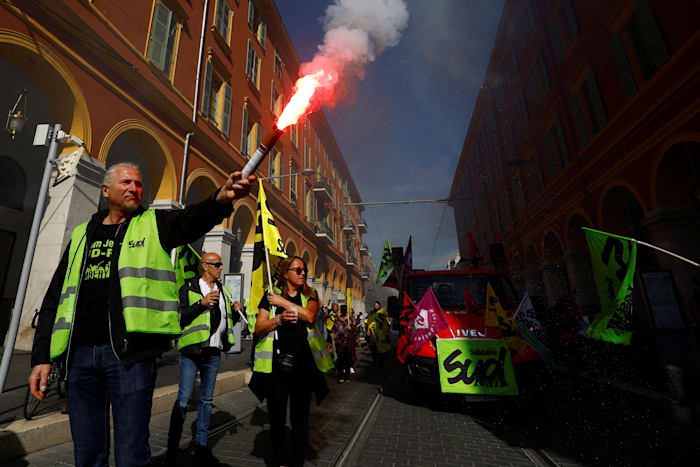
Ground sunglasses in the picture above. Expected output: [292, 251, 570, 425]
[203, 262, 223, 268]
[288, 267, 308, 275]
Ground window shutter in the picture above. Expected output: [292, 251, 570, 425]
[569, 93, 588, 148]
[148, 2, 172, 71]
[585, 70, 608, 130]
[246, 41, 252, 79]
[248, 0, 255, 29]
[609, 33, 637, 99]
[554, 117, 570, 162]
[634, 0, 668, 68]
[538, 49, 550, 87]
[201, 60, 212, 118]
[255, 122, 261, 149]
[221, 83, 232, 138]
[543, 132, 558, 178]
[548, 23, 564, 63]
[562, 0, 579, 38]
[215, 0, 225, 34]
[260, 18, 267, 48]
[240, 106, 248, 156]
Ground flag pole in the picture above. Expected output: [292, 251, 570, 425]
[634, 240, 700, 267]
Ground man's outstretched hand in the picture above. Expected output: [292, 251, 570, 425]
[217, 171, 257, 205]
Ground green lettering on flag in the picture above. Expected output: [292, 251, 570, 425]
[376, 239, 393, 283]
[583, 227, 637, 345]
[436, 338, 518, 395]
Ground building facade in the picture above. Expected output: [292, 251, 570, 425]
[451, 0, 699, 388]
[0, 0, 367, 350]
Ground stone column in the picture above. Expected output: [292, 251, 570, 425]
[563, 251, 599, 309]
[201, 226, 235, 274]
[149, 199, 182, 210]
[17, 154, 105, 350]
[238, 244, 254, 307]
[541, 261, 570, 306]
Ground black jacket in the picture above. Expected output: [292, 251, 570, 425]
[31, 190, 234, 369]
[178, 276, 239, 355]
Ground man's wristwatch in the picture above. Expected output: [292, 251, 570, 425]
[275, 316, 281, 326]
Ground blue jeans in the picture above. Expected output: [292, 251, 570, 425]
[167, 349, 221, 447]
[67, 345, 156, 467]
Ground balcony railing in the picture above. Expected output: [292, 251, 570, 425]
[346, 252, 358, 266]
[312, 176, 332, 203]
[357, 218, 368, 234]
[342, 222, 355, 234]
[359, 243, 369, 255]
[314, 220, 334, 245]
[361, 269, 371, 280]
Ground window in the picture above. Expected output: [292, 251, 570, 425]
[569, 70, 608, 148]
[246, 40, 261, 88]
[147, 1, 180, 77]
[240, 104, 260, 157]
[247, 0, 267, 48]
[290, 124, 297, 147]
[201, 60, 233, 136]
[274, 49, 283, 79]
[529, 49, 550, 104]
[290, 162, 297, 203]
[558, 0, 579, 46]
[304, 144, 311, 169]
[270, 81, 282, 117]
[305, 184, 315, 222]
[268, 151, 282, 189]
[214, 0, 233, 42]
[543, 116, 570, 177]
[315, 134, 320, 152]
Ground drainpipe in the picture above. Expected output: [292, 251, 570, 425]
[179, 0, 209, 206]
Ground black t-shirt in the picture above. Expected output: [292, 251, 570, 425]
[258, 293, 317, 357]
[72, 223, 122, 346]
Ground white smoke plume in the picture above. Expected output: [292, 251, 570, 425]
[299, 0, 409, 109]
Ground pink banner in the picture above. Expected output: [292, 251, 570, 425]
[409, 288, 449, 355]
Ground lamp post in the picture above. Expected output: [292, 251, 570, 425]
[5, 89, 28, 139]
[0, 123, 84, 393]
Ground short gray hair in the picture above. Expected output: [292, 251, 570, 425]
[103, 162, 140, 187]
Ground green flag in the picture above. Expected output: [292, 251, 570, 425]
[583, 227, 637, 345]
[436, 338, 518, 395]
[376, 239, 393, 283]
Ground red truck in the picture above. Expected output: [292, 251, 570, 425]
[392, 269, 547, 400]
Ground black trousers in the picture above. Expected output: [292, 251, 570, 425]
[266, 364, 313, 467]
[335, 347, 352, 381]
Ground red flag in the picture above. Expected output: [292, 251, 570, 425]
[468, 232, 482, 260]
[408, 289, 450, 355]
[396, 292, 416, 363]
[381, 268, 399, 290]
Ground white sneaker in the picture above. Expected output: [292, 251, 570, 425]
[350, 367, 356, 374]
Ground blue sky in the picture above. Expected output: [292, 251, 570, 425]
[275, 0, 505, 270]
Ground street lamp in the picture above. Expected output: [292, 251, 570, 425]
[505, 157, 585, 166]
[258, 167, 315, 181]
[5, 89, 28, 139]
[0, 123, 84, 393]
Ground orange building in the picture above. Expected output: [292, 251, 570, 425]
[450, 0, 699, 388]
[0, 0, 367, 350]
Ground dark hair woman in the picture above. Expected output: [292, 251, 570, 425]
[248, 256, 334, 466]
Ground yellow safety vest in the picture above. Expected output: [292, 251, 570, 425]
[178, 284, 236, 350]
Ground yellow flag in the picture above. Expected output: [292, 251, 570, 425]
[247, 183, 286, 332]
[259, 180, 286, 258]
[346, 289, 352, 318]
[485, 282, 527, 355]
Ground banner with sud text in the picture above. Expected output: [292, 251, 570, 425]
[583, 227, 636, 345]
[436, 338, 518, 395]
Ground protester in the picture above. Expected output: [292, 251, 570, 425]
[333, 306, 353, 383]
[28, 162, 255, 466]
[166, 252, 237, 466]
[249, 256, 333, 467]
[366, 301, 382, 364]
[367, 303, 392, 373]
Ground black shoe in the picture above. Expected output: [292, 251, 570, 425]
[194, 444, 220, 467]
[164, 449, 177, 467]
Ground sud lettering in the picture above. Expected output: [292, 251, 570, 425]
[442, 347, 508, 388]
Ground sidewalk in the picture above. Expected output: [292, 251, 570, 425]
[0, 340, 255, 461]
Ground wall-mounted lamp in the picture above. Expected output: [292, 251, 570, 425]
[5, 89, 28, 139]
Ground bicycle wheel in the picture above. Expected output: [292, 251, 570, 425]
[23, 387, 42, 420]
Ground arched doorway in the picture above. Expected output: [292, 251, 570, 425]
[230, 202, 255, 273]
[285, 240, 297, 258]
[184, 173, 218, 255]
[542, 231, 570, 305]
[565, 213, 598, 309]
[102, 122, 176, 208]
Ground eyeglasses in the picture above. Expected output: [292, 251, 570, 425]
[288, 267, 307, 275]
[203, 262, 223, 268]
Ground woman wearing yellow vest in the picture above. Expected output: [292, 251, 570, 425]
[249, 256, 333, 467]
